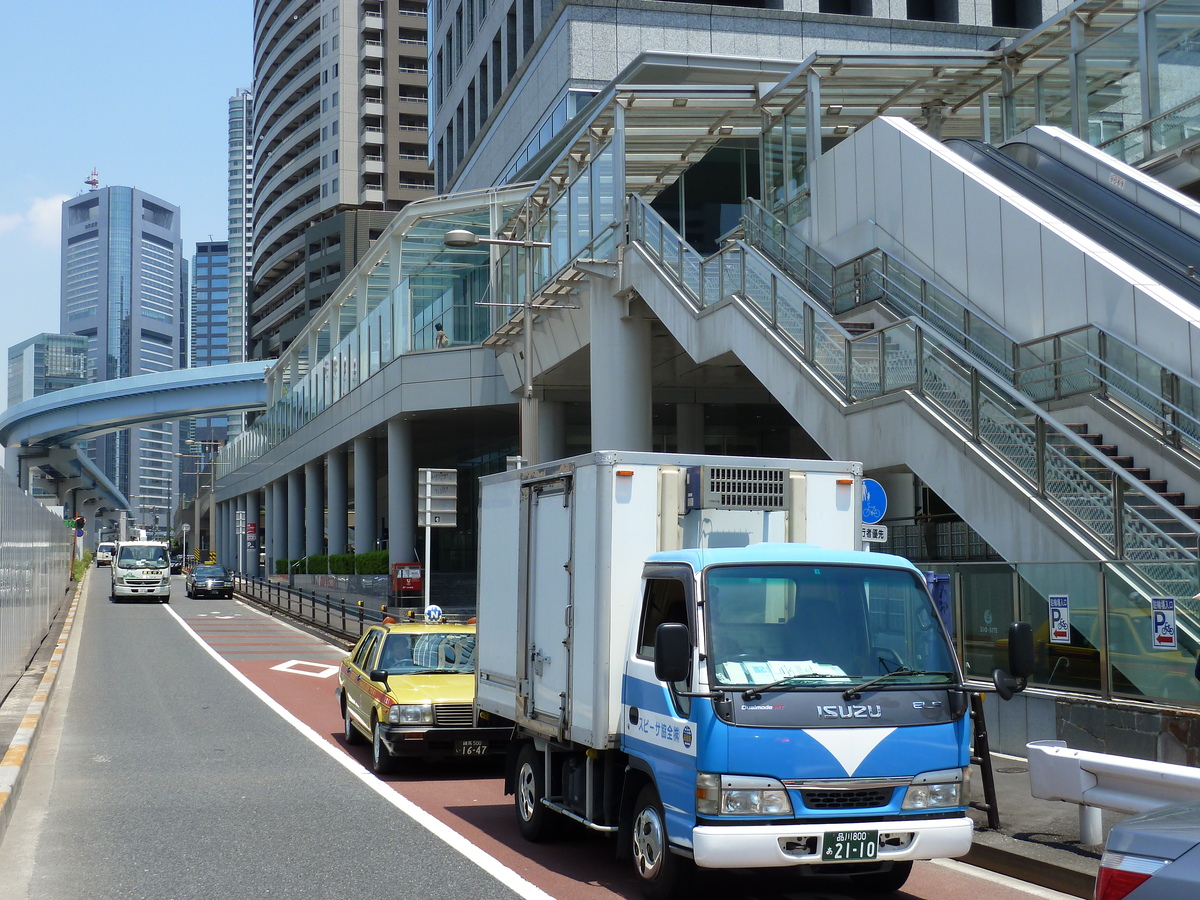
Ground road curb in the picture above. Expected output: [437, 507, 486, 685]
[964, 842, 1094, 898]
[0, 574, 84, 844]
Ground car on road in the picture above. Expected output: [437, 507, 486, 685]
[337, 617, 511, 773]
[185, 564, 234, 599]
[1095, 800, 1200, 899]
[170, 555, 184, 574]
[95, 542, 115, 567]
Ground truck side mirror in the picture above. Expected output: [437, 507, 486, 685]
[992, 621, 1034, 700]
[654, 623, 691, 684]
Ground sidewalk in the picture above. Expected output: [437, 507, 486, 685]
[965, 753, 1110, 898]
[0, 580, 1107, 897]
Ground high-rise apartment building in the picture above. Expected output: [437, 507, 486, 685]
[228, 89, 254, 370]
[6, 333, 88, 408]
[60, 185, 182, 523]
[248, 0, 433, 360]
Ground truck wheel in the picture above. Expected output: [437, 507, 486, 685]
[372, 718, 395, 775]
[849, 861, 912, 893]
[343, 700, 365, 745]
[515, 743, 552, 841]
[631, 784, 690, 900]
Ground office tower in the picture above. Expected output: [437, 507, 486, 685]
[60, 185, 182, 527]
[182, 239, 232, 499]
[228, 88, 253, 370]
[7, 333, 88, 408]
[248, 0, 433, 360]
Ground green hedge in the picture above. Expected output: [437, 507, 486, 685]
[274, 549, 391, 576]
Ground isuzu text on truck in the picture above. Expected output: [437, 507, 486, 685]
[475, 452, 1030, 897]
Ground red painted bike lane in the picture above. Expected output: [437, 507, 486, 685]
[176, 599, 1071, 900]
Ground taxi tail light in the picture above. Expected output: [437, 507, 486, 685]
[1094, 852, 1165, 900]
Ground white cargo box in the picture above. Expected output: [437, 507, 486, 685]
[475, 451, 862, 750]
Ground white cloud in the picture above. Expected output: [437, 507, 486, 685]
[0, 195, 69, 245]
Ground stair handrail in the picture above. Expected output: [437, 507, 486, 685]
[628, 194, 1200, 598]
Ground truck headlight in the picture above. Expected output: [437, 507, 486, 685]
[387, 704, 433, 725]
[902, 767, 967, 810]
[696, 773, 793, 816]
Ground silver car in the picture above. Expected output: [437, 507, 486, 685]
[1096, 801, 1200, 899]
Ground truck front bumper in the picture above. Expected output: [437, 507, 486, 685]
[692, 814, 972, 869]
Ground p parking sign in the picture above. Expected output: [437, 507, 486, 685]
[1048, 595, 1071, 644]
[1152, 598, 1178, 650]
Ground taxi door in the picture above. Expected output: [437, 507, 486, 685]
[344, 628, 384, 733]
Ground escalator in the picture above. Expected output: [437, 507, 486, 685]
[945, 138, 1200, 305]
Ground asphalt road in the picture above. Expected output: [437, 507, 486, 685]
[0, 572, 1079, 900]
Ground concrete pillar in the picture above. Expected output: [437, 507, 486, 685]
[676, 403, 705, 453]
[305, 459, 324, 558]
[387, 418, 416, 567]
[246, 489, 261, 578]
[537, 400, 567, 463]
[235, 494, 247, 572]
[287, 468, 305, 563]
[327, 445, 348, 557]
[590, 291, 652, 451]
[264, 484, 275, 576]
[217, 501, 229, 567]
[270, 478, 287, 574]
[354, 435, 378, 554]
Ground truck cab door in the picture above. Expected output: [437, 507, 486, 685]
[518, 477, 574, 737]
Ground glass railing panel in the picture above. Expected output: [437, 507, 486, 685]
[881, 322, 918, 394]
[1151, 96, 1200, 156]
[811, 316, 848, 392]
[920, 343, 974, 432]
[773, 281, 807, 353]
[850, 332, 882, 400]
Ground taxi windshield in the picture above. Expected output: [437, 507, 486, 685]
[116, 546, 169, 568]
[377, 632, 476, 675]
[704, 563, 956, 690]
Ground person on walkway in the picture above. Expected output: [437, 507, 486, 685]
[435, 323, 450, 348]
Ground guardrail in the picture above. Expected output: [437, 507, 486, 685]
[1027, 739, 1200, 842]
[233, 575, 392, 639]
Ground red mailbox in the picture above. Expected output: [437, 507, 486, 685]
[392, 562, 423, 594]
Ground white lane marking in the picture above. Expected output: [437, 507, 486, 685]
[930, 858, 1082, 899]
[163, 605, 553, 900]
[269, 660, 339, 679]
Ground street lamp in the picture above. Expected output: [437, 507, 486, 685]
[444, 227, 551, 464]
[176, 440, 224, 565]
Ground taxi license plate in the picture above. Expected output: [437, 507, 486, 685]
[822, 830, 878, 861]
[454, 740, 488, 756]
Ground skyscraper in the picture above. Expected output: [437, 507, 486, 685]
[227, 88, 253, 370]
[6, 333, 88, 408]
[60, 185, 182, 525]
[248, 0, 433, 359]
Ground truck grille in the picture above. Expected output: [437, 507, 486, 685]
[433, 704, 474, 727]
[801, 788, 892, 810]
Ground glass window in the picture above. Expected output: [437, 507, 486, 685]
[353, 629, 383, 670]
[637, 578, 689, 659]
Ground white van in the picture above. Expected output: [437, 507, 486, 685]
[95, 542, 116, 566]
[110, 541, 171, 602]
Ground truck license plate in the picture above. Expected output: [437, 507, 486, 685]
[822, 830, 878, 861]
[454, 740, 488, 756]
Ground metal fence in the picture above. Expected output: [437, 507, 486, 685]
[0, 472, 74, 700]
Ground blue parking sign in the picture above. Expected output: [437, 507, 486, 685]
[1049, 595, 1070, 644]
[1152, 598, 1177, 650]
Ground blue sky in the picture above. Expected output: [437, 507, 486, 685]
[0, 2, 252, 356]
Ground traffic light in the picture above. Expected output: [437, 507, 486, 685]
[74, 515, 86, 530]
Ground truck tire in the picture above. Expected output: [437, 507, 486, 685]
[849, 861, 912, 893]
[372, 718, 396, 775]
[631, 784, 691, 900]
[515, 743, 552, 842]
[343, 700, 365, 745]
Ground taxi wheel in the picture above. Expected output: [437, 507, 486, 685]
[342, 700, 365, 745]
[515, 743, 552, 842]
[371, 718, 396, 774]
[631, 784, 691, 900]
[849, 861, 912, 893]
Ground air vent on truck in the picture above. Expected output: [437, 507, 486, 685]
[686, 466, 789, 510]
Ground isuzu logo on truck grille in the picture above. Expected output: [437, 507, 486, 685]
[817, 704, 882, 719]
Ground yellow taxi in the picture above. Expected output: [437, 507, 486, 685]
[337, 614, 511, 773]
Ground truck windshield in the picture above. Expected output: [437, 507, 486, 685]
[116, 547, 169, 569]
[377, 632, 477, 674]
[704, 563, 956, 689]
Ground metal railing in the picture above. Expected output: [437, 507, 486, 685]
[234, 574, 390, 639]
[628, 194, 1200, 602]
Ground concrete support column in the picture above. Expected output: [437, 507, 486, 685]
[327, 445, 348, 557]
[537, 400, 567, 463]
[217, 501, 229, 567]
[387, 418, 416, 567]
[676, 403, 705, 453]
[246, 489, 261, 578]
[590, 292, 653, 451]
[305, 459, 324, 558]
[354, 435, 378, 554]
[287, 468, 305, 563]
[269, 478, 286, 573]
[235, 494, 247, 572]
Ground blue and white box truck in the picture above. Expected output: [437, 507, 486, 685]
[475, 451, 1028, 897]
